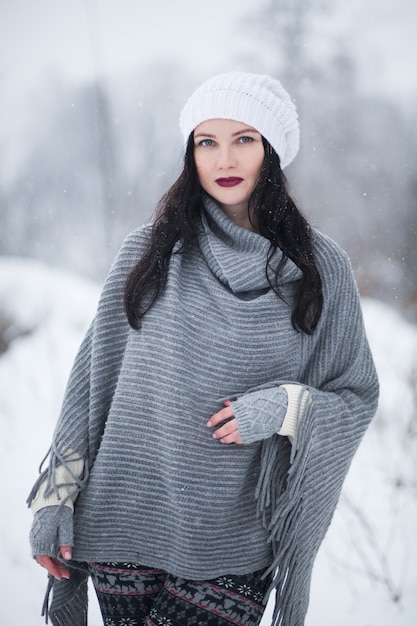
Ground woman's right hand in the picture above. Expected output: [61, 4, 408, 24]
[35, 545, 73, 580]
[30, 506, 74, 579]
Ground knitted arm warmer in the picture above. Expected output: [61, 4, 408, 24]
[279, 384, 312, 443]
[30, 454, 84, 514]
[232, 384, 310, 444]
[30, 506, 74, 557]
[29, 454, 82, 559]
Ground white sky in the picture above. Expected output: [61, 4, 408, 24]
[1, 0, 416, 100]
[0, 0, 255, 90]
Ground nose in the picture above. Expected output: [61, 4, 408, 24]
[216, 145, 237, 169]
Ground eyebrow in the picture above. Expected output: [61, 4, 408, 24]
[194, 127, 258, 139]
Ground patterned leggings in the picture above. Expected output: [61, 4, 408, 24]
[89, 562, 272, 626]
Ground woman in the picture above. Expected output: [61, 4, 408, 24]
[28, 72, 379, 626]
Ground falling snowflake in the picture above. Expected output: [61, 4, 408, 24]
[237, 583, 252, 596]
[216, 576, 235, 588]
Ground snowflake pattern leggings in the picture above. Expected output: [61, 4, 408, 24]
[89, 562, 272, 626]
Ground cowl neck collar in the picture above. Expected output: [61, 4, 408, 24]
[198, 194, 302, 294]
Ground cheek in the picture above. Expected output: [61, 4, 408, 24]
[195, 162, 210, 188]
[254, 150, 265, 175]
[250, 157, 264, 183]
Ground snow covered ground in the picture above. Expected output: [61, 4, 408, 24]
[0, 257, 416, 625]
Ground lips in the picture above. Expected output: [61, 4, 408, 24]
[215, 177, 243, 188]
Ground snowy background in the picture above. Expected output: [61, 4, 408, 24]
[1, 0, 416, 624]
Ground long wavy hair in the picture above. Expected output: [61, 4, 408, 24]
[124, 134, 323, 334]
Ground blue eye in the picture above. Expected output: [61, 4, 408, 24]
[200, 139, 214, 147]
[238, 136, 253, 143]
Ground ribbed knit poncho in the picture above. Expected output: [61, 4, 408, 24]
[29, 195, 378, 625]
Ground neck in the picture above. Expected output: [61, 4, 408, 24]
[219, 203, 258, 232]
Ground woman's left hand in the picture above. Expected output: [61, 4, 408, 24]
[206, 400, 244, 444]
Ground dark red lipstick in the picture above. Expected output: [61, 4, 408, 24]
[216, 177, 243, 187]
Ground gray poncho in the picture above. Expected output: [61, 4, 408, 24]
[28, 196, 378, 625]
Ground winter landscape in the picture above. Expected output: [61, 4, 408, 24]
[1, 0, 416, 624]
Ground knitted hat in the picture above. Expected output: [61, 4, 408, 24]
[179, 72, 300, 169]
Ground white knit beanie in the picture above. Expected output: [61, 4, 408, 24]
[179, 72, 300, 169]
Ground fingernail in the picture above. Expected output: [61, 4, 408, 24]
[62, 573, 71, 580]
[212, 432, 217, 439]
[63, 551, 71, 560]
[206, 421, 212, 427]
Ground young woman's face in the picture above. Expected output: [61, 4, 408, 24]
[193, 118, 265, 228]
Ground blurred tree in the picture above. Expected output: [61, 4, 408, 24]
[0, 63, 191, 280]
[249, 0, 311, 89]
[400, 168, 417, 318]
